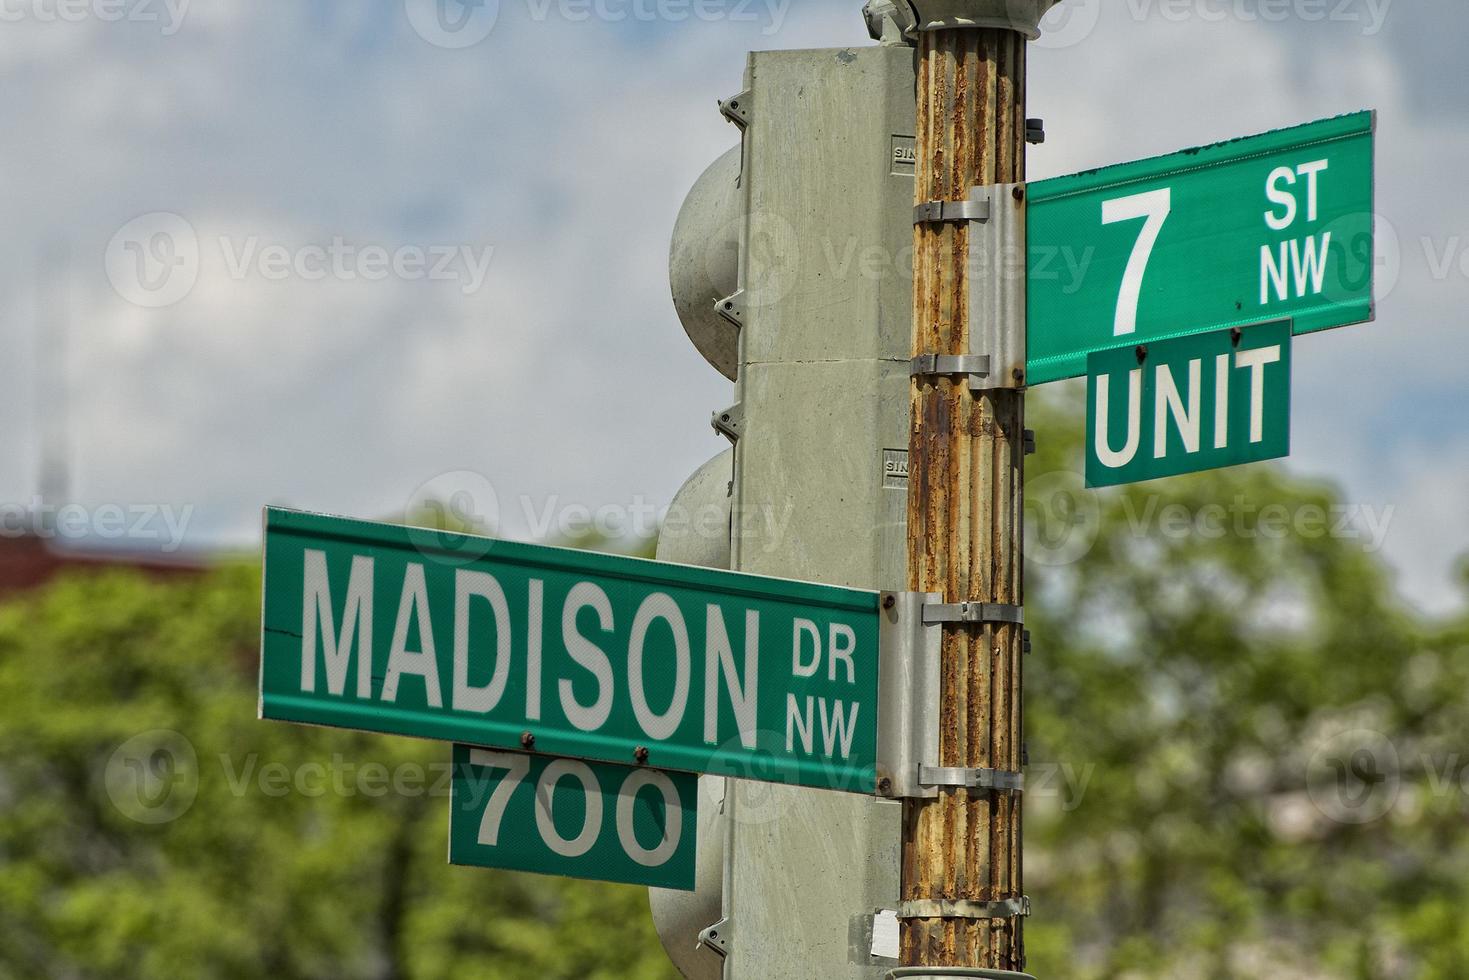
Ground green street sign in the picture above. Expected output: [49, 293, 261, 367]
[1086, 320, 1292, 488]
[259, 507, 880, 793]
[1029, 111, 1374, 386]
[448, 745, 697, 890]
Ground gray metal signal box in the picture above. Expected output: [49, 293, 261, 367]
[665, 41, 919, 979]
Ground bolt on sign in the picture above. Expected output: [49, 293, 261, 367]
[259, 508, 881, 793]
[1028, 111, 1375, 386]
[1086, 320, 1292, 488]
[448, 745, 697, 890]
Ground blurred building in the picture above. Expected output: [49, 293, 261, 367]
[0, 531, 211, 595]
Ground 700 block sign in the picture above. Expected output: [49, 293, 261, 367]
[449, 745, 697, 890]
[259, 508, 881, 792]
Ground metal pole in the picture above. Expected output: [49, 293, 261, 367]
[902, 14, 1029, 972]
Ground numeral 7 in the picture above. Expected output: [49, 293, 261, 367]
[469, 748, 530, 847]
[1102, 187, 1172, 336]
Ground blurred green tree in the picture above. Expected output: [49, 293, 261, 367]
[0, 552, 669, 980]
[1023, 386, 1465, 980]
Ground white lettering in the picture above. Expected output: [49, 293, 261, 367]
[786, 693, 813, 754]
[1234, 345, 1283, 443]
[300, 550, 374, 698]
[827, 623, 856, 684]
[792, 619, 820, 678]
[382, 563, 442, 707]
[1154, 360, 1202, 458]
[452, 569, 511, 714]
[1264, 165, 1297, 231]
[559, 583, 615, 732]
[1094, 368, 1144, 469]
[705, 606, 759, 749]
[627, 593, 691, 741]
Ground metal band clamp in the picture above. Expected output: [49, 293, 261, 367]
[911, 353, 991, 392]
[919, 766, 1024, 794]
[896, 897, 1031, 921]
[914, 199, 990, 225]
[922, 601, 1023, 626]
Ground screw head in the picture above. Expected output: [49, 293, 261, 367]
[634, 745, 650, 764]
[882, 594, 896, 610]
[1012, 186, 1025, 202]
[877, 776, 893, 796]
[520, 731, 535, 750]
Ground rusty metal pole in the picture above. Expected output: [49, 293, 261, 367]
[901, 3, 1037, 971]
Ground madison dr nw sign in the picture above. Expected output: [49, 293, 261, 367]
[1027, 111, 1375, 486]
[260, 507, 881, 888]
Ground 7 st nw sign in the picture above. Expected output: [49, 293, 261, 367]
[259, 508, 880, 792]
[1028, 111, 1375, 385]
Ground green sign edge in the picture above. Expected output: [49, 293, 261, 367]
[1028, 110, 1374, 205]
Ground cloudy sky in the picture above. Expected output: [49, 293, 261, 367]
[1, 0, 1463, 613]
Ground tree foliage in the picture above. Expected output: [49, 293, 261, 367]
[1024, 388, 1469, 979]
[0, 564, 674, 980]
